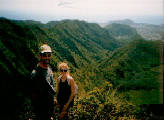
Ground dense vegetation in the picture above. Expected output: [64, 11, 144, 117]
[98, 39, 162, 104]
[0, 17, 163, 120]
[0, 18, 41, 119]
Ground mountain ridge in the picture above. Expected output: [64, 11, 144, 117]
[105, 19, 164, 40]
[0, 17, 162, 119]
[104, 23, 142, 44]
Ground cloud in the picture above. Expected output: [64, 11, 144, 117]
[0, 0, 163, 23]
[57, 2, 75, 9]
[58, 2, 72, 6]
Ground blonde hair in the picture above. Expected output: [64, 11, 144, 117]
[58, 62, 70, 74]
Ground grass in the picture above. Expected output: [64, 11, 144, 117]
[120, 89, 160, 105]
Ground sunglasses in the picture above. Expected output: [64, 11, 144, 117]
[60, 69, 68, 72]
[40, 52, 51, 57]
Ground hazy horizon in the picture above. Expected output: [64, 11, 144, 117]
[0, 0, 163, 25]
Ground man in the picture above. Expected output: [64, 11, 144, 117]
[30, 44, 56, 120]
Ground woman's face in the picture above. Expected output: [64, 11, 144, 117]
[60, 66, 68, 76]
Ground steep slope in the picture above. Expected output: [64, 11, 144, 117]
[46, 20, 118, 50]
[23, 20, 121, 90]
[104, 23, 142, 44]
[46, 20, 118, 59]
[0, 17, 121, 96]
[0, 17, 120, 118]
[0, 17, 40, 119]
[98, 39, 162, 104]
[99, 40, 161, 90]
[14, 19, 119, 70]
[0, 17, 163, 119]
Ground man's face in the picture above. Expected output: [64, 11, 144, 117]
[39, 52, 51, 64]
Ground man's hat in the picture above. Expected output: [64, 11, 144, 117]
[40, 44, 52, 53]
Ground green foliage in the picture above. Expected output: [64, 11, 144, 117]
[0, 17, 162, 119]
[68, 82, 147, 120]
[121, 89, 160, 105]
[98, 39, 161, 104]
[0, 18, 40, 119]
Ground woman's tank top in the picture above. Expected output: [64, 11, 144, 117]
[57, 78, 71, 106]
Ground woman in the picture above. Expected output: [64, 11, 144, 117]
[56, 62, 75, 120]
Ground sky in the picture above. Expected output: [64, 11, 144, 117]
[0, 0, 163, 24]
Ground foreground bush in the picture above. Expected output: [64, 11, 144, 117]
[68, 82, 149, 120]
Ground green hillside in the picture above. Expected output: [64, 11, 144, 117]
[12, 19, 121, 92]
[0, 17, 40, 119]
[0, 17, 163, 119]
[104, 23, 142, 44]
[14, 19, 119, 67]
[98, 39, 162, 104]
[0, 17, 119, 119]
[108, 19, 164, 40]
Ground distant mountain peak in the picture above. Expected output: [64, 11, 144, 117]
[109, 19, 134, 25]
[107, 19, 163, 41]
